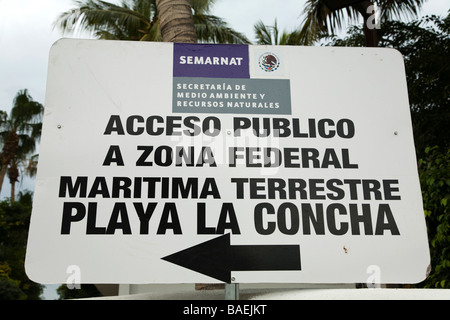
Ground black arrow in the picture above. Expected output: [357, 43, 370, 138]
[162, 234, 301, 283]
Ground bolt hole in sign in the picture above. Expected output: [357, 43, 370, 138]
[25, 39, 430, 285]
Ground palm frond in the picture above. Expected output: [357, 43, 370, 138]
[191, 0, 216, 13]
[379, 0, 425, 21]
[54, 0, 152, 40]
[299, 0, 425, 45]
[11, 90, 44, 132]
[0, 89, 43, 196]
[254, 20, 274, 45]
[194, 14, 250, 44]
[140, 18, 161, 41]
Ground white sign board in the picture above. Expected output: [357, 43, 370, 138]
[26, 39, 430, 284]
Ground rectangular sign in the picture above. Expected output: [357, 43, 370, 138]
[25, 39, 430, 285]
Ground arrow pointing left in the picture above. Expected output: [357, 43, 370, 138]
[162, 234, 301, 283]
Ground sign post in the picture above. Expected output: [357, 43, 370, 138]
[26, 39, 430, 285]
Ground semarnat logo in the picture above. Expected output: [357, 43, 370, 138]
[173, 43, 249, 79]
[259, 52, 280, 72]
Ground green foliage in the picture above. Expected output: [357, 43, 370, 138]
[254, 19, 303, 46]
[0, 192, 43, 299]
[57, 284, 102, 300]
[0, 89, 44, 201]
[299, 0, 426, 45]
[0, 262, 26, 300]
[418, 147, 450, 288]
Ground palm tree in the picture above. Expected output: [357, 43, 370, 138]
[254, 19, 303, 45]
[299, 0, 426, 46]
[0, 90, 43, 201]
[54, 0, 250, 44]
[156, 0, 196, 43]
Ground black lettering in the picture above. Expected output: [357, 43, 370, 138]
[104, 115, 125, 135]
[203, 117, 221, 137]
[288, 179, 308, 199]
[59, 176, 88, 198]
[106, 202, 131, 234]
[166, 116, 182, 136]
[88, 177, 110, 198]
[301, 203, 325, 235]
[233, 117, 251, 136]
[318, 119, 335, 138]
[268, 179, 287, 199]
[183, 116, 201, 136]
[383, 180, 401, 200]
[86, 203, 106, 234]
[103, 145, 124, 166]
[337, 119, 355, 138]
[326, 179, 345, 200]
[342, 149, 358, 169]
[326, 203, 348, 235]
[176, 147, 195, 167]
[216, 203, 240, 234]
[61, 202, 86, 234]
[154, 146, 173, 166]
[252, 118, 270, 137]
[375, 204, 400, 235]
[136, 146, 153, 166]
[134, 202, 157, 234]
[362, 180, 382, 200]
[157, 203, 182, 234]
[344, 179, 361, 200]
[197, 203, 216, 234]
[126, 115, 144, 135]
[277, 203, 299, 235]
[350, 204, 373, 235]
[200, 178, 221, 198]
[246, 147, 262, 168]
[229, 147, 244, 167]
[284, 148, 300, 168]
[264, 148, 282, 167]
[198, 147, 217, 167]
[321, 149, 341, 168]
[308, 119, 316, 138]
[292, 118, 308, 138]
[112, 177, 132, 198]
[133, 177, 142, 198]
[254, 203, 276, 235]
[146, 116, 164, 135]
[250, 178, 266, 199]
[309, 179, 326, 200]
[273, 118, 290, 137]
[231, 178, 248, 199]
[302, 148, 320, 168]
[172, 178, 198, 198]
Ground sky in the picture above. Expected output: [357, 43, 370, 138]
[0, 0, 448, 300]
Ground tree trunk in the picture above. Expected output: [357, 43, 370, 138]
[0, 165, 7, 195]
[156, 0, 197, 43]
[8, 163, 19, 203]
[0, 131, 19, 195]
[10, 180, 15, 203]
